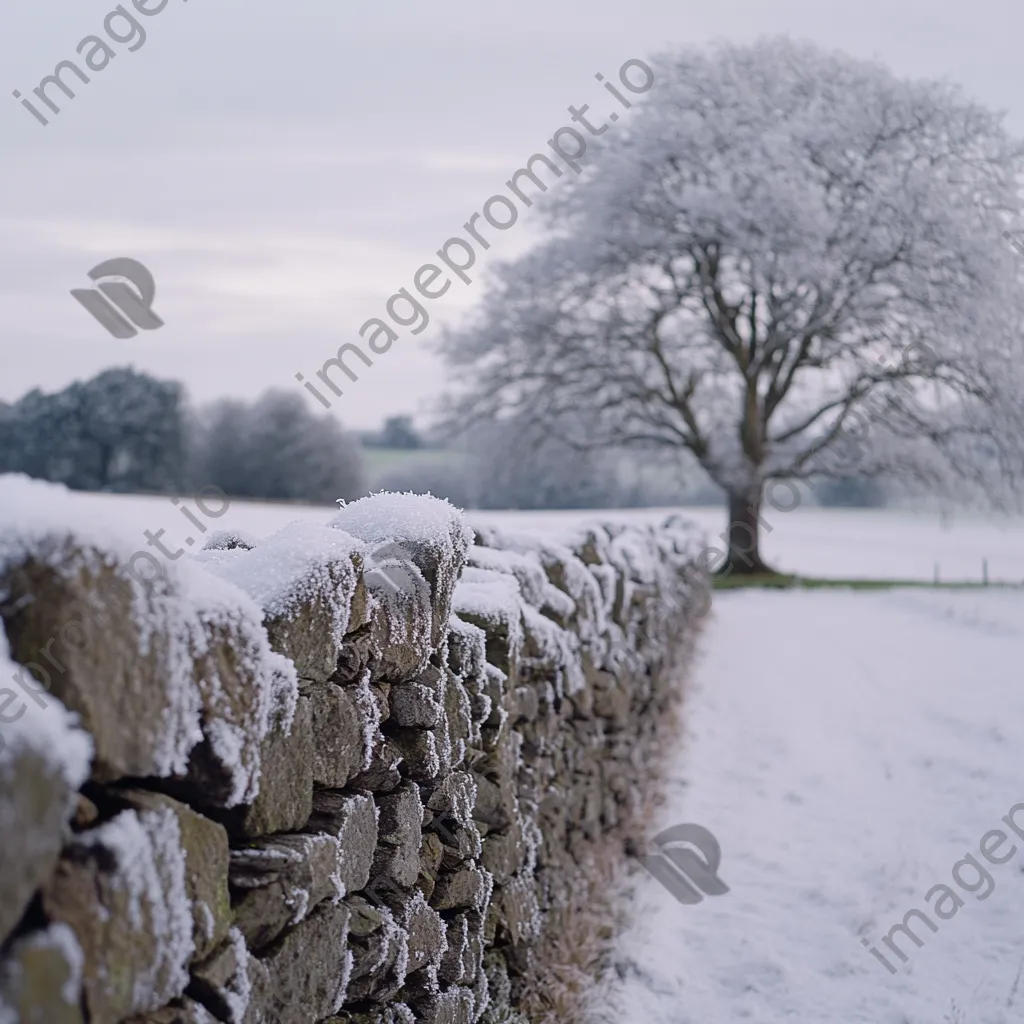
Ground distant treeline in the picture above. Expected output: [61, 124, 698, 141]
[0, 368, 887, 509]
[0, 368, 364, 502]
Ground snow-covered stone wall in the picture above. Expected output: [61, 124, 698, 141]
[0, 478, 707, 1024]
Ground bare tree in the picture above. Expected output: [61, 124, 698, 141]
[190, 390, 365, 503]
[443, 38, 1024, 572]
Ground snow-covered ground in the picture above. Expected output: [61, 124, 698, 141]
[24, 486, 1024, 583]
[473, 506, 1024, 584]
[605, 588, 1024, 1024]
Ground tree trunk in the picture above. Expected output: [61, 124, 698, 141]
[723, 490, 774, 575]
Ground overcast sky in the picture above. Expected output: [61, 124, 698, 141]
[1, 0, 1023, 430]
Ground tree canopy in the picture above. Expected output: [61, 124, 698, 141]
[443, 37, 1024, 569]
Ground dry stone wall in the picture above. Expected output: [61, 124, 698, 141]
[0, 479, 707, 1024]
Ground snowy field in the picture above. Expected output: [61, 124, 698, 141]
[28, 487, 1024, 583]
[604, 588, 1024, 1024]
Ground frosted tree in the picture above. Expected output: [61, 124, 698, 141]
[191, 390, 365, 502]
[0, 368, 186, 492]
[443, 38, 1024, 572]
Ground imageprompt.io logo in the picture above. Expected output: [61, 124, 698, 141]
[71, 257, 164, 339]
[640, 823, 730, 905]
[363, 541, 431, 604]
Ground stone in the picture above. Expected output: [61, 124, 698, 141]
[496, 875, 541, 946]
[343, 899, 409, 1003]
[441, 677, 473, 771]
[240, 953, 271, 1024]
[388, 683, 443, 728]
[390, 727, 442, 783]
[124, 999, 219, 1023]
[43, 807, 195, 1024]
[0, 546, 282, 799]
[418, 831, 444, 889]
[431, 864, 490, 913]
[202, 523, 366, 684]
[482, 950, 512, 1014]
[331, 493, 471, 654]
[513, 686, 539, 723]
[322, 1006, 416, 1024]
[265, 560, 367, 682]
[257, 902, 351, 1024]
[366, 593, 434, 685]
[186, 929, 252, 1023]
[347, 736, 404, 792]
[0, 923, 84, 1024]
[334, 625, 375, 685]
[230, 833, 342, 951]
[472, 773, 514, 832]
[0, 726, 82, 946]
[202, 530, 257, 552]
[307, 681, 369, 788]
[427, 770, 476, 821]
[370, 783, 423, 889]
[438, 915, 469, 985]
[446, 617, 486, 681]
[480, 828, 525, 884]
[72, 793, 99, 830]
[408, 986, 475, 1024]
[370, 682, 391, 724]
[120, 790, 231, 962]
[423, 815, 480, 871]
[593, 678, 631, 729]
[303, 791, 378, 895]
[438, 911, 485, 990]
[481, 668, 508, 730]
[402, 893, 446, 975]
[453, 574, 522, 686]
[234, 695, 313, 837]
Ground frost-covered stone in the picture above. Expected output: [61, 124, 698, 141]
[452, 568, 524, 679]
[303, 790, 379, 895]
[441, 673, 473, 770]
[202, 529, 259, 553]
[446, 616, 486, 681]
[119, 790, 231, 963]
[257, 902, 351, 1024]
[199, 521, 367, 683]
[0, 634, 91, 947]
[370, 783, 423, 889]
[401, 892, 447, 975]
[187, 928, 252, 1024]
[391, 726, 442, 783]
[233, 695, 313, 837]
[307, 681, 370, 788]
[348, 735, 405, 792]
[323, 1006, 416, 1024]
[495, 875, 541, 946]
[230, 833, 342, 950]
[344, 899, 409, 1003]
[409, 986, 475, 1024]
[0, 525, 293, 804]
[431, 864, 491, 913]
[388, 683, 443, 728]
[0, 923, 84, 1024]
[480, 829, 525, 884]
[331, 492, 472, 667]
[43, 807, 194, 1024]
